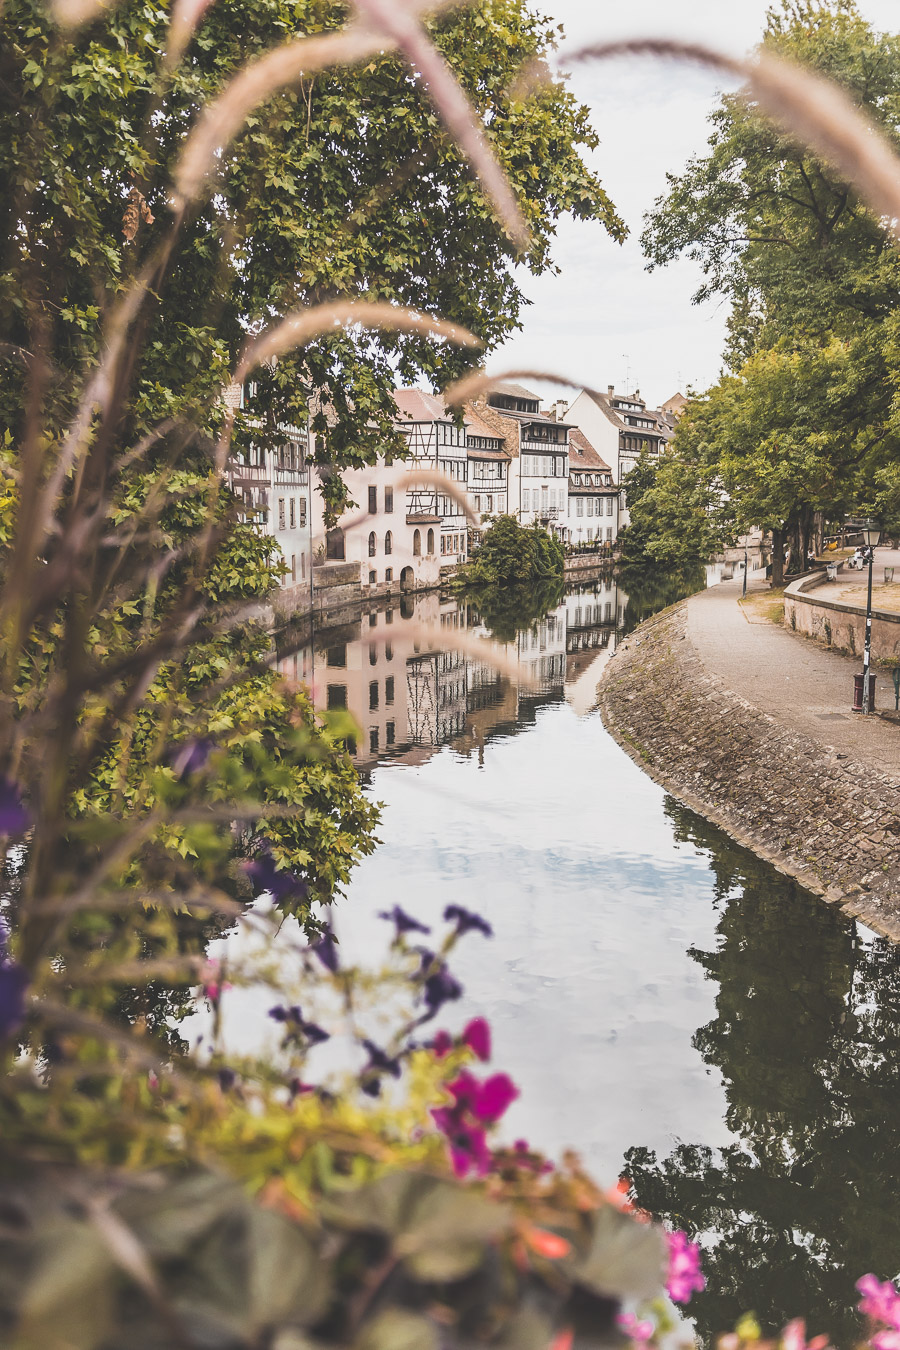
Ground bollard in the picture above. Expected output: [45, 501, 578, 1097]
[893, 666, 900, 711]
[853, 672, 876, 712]
[885, 566, 895, 584]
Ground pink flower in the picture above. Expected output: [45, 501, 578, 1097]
[617, 1313, 655, 1343]
[781, 1318, 831, 1350]
[462, 1016, 491, 1061]
[431, 1106, 491, 1177]
[872, 1334, 900, 1350]
[858, 1276, 900, 1330]
[447, 1069, 518, 1123]
[665, 1229, 705, 1305]
[200, 959, 231, 1002]
[432, 1030, 453, 1058]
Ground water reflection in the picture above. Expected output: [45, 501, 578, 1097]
[626, 804, 900, 1346]
[268, 570, 900, 1341]
[277, 573, 626, 771]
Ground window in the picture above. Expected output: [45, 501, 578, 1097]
[369, 644, 377, 666]
[384, 487, 394, 514]
[298, 496, 307, 526]
[384, 531, 392, 556]
[368, 486, 377, 514]
[385, 676, 395, 704]
[278, 498, 286, 530]
[607, 496, 614, 515]
[522, 489, 530, 512]
[368, 531, 376, 558]
[474, 495, 481, 512]
[291, 554, 296, 581]
[369, 681, 379, 711]
[326, 645, 346, 668]
[326, 684, 347, 710]
[369, 569, 376, 584]
[576, 497, 583, 517]
[427, 528, 434, 554]
[386, 721, 395, 746]
[385, 609, 393, 625]
[369, 727, 379, 753]
[301, 553, 306, 579]
[385, 643, 393, 661]
[289, 498, 296, 528]
[385, 567, 393, 582]
[606, 526, 613, 541]
[440, 536, 446, 554]
[369, 611, 378, 627]
[326, 529, 344, 560]
[413, 529, 421, 556]
[487, 495, 493, 512]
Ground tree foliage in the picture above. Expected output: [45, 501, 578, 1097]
[641, 0, 900, 572]
[463, 515, 565, 588]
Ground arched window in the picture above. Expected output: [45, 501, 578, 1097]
[427, 528, 435, 554]
[413, 529, 421, 557]
[368, 531, 376, 558]
[384, 530, 393, 556]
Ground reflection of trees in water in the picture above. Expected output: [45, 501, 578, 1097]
[616, 563, 706, 636]
[464, 575, 566, 644]
[624, 803, 900, 1346]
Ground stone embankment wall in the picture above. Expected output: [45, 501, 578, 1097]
[784, 572, 900, 661]
[598, 601, 900, 942]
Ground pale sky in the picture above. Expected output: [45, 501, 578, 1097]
[495, 0, 900, 409]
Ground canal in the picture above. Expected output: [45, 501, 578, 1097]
[246, 573, 900, 1344]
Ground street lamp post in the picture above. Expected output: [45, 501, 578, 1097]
[742, 543, 748, 598]
[848, 517, 881, 714]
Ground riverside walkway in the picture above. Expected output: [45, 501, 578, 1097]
[599, 576, 900, 940]
[687, 578, 900, 781]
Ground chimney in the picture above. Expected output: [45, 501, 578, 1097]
[553, 398, 568, 422]
[607, 385, 615, 395]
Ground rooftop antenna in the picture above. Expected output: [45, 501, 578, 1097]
[622, 353, 631, 392]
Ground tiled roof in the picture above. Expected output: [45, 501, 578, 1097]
[392, 388, 451, 422]
[490, 381, 542, 401]
[465, 409, 504, 441]
[567, 426, 610, 472]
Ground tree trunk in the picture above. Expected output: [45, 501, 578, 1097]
[771, 527, 785, 588]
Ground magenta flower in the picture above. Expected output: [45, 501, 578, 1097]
[199, 959, 230, 1001]
[780, 1319, 831, 1350]
[446, 1069, 519, 1123]
[462, 1016, 491, 1061]
[432, 1030, 453, 1058]
[431, 1106, 492, 1178]
[617, 1313, 655, 1343]
[858, 1276, 900, 1329]
[444, 904, 493, 938]
[665, 1229, 705, 1305]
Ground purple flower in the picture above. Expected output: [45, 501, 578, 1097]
[462, 1017, 491, 1061]
[665, 1229, 705, 1305]
[431, 1106, 491, 1177]
[0, 779, 30, 836]
[310, 926, 339, 973]
[0, 961, 28, 1039]
[169, 738, 215, 779]
[244, 852, 308, 906]
[444, 904, 492, 938]
[858, 1276, 900, 1330]
[217, 1066, 236, 1092]
[378, 905, 431, 938]
[423, 962, 462, 1020]
[360, 1039, 402, 1097]
[268, 1005, 330, 1044]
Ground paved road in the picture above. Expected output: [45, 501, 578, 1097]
[687, 577, 900, 781]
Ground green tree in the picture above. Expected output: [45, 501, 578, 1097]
[641, 0, 900, 576]
[463, 514, 565, 588]
[618, 447, 727, 570]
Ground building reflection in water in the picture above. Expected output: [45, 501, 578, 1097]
[274, 576, 627, 773]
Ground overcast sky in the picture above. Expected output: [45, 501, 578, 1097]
[494, 0, 899, 409]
